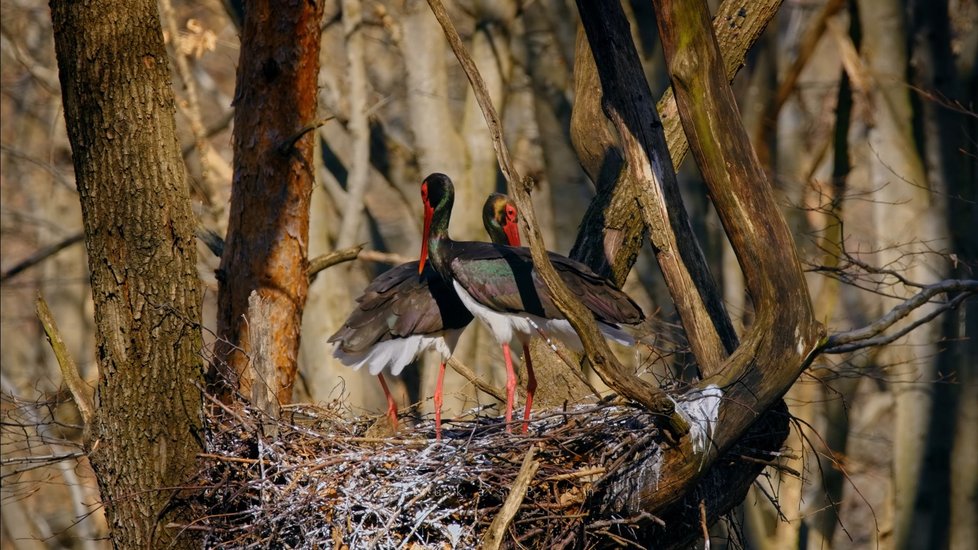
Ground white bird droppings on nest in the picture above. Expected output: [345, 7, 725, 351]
[675, 385, 723, 458]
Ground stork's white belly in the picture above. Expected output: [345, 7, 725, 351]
[452, 280, 634, 350]
[331, 329, 463, 376]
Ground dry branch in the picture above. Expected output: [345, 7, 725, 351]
[247, 291, 280, 436]
[447, 357, 507, 402]
[160, 0, 220, 204]
[356, 249, 414, 266]
[35, 294, 94, 425]
[334, 0, 370, 249]
[823, 279, 977, 353]
[483, 445, 540, 550]
[306, 245, 363, 281]
[755, 0, 846, 166]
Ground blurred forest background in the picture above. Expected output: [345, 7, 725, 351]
[1, 0, 975, 548]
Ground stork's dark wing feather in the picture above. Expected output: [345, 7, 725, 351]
[328, 263, 473, 353]
[448, 242, 643, 325]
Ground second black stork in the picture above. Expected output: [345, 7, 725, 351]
[419, 173, 646, 433]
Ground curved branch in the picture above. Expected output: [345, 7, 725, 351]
[823, 279, 977, 353]
[447, 357, 507, 402]
[641, 0, 825, 513]
[575, 1, 739, 378]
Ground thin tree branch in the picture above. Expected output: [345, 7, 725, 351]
[755, 0, 846, 165]
[307, 245, 364, 281]
[0, 232, 84, 284]
[277, 117, 336, 156]
[822, 280, 977, 353]
[306, 247, 416, 281]
[35, 294, 94, 426]
[195, 225, 224, 258]
[447, 357, 507, 402]
[483, 445, 539, 550]
[426, 0, 684, 434]
[181, 110, 234, 158]
[357, 249, 414, 266]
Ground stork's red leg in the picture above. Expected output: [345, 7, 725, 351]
[521, 344, 535, 434]
[502, 343, 516, 432]
[377, 374, 398, 432]
[434, 361, 446, 440]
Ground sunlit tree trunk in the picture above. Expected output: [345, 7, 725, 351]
[49, 0, 204, 545]
[214, 0, 325, 404]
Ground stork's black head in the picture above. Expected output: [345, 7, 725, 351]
[419, 173, 456, 274]
[482, 193, 520, 247]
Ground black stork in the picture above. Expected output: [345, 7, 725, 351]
[481, 192, 536, 433]
[418, 173, 645, 433]
[327, 258, 471, 437]
[328, 193, 524, 439]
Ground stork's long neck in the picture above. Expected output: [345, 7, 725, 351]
[423, 191, 454, 280]
[426, 226, 451, 279]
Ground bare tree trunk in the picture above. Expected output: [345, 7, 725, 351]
[334, 0, 370, 250]
[912, 2, 978, 547]
[856, 1, 950, 547]
[49, 0, 204, 546]
[950, 321, 978, 549]
[214, 0, 325, 404]
[400, 1, 466, 180]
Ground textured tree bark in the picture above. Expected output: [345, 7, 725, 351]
[570, 0, 783, 286]
[638, 0, 823, 512]
[214, 0, 325, 404]
[49, 0, 204, 546]
[576, 1, 739, 376]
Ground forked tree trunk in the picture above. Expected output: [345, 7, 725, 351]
[49, 0, 204, 546]
[214, 0, 325, 404]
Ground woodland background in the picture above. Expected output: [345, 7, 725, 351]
[1, 0, 976, 548]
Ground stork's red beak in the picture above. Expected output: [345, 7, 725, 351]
[419, 201, 433, 274]
[504, 219, 521, 247]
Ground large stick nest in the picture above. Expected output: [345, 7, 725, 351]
[185, 398, 675, 549]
